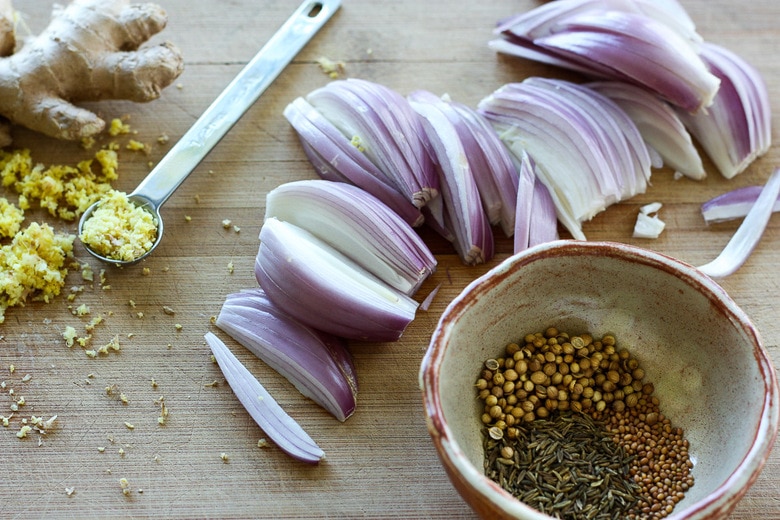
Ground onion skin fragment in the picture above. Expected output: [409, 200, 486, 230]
[204, 332, 325, 464]
[491, 0, 719, 112]
[265, 179, 436, 296]
[216, 289, 358, 422]
[256, 218, 418, 342]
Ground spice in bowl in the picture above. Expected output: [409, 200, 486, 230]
[476, 327, 694, 520]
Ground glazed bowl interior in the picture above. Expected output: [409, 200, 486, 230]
[422, 241, 778, 519]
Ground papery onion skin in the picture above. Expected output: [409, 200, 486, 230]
[216, 289, 358, 422]
[256, 218, 418, 342]
[283, 97, 424, 227]
[265, 179, 436, 296]
[701, 185, 780, 225]
[205, 332, 324, 464]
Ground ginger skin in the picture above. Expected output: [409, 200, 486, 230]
[0, 0, 183, 144]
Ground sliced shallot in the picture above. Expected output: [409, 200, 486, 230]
[205, 332, 324, 464]
[216, 288, 358, 422]
[677, 42, 772, 179]
[306, 78, 439, 209]
[701, 185, 780, 225]
[408, 90, 494, 265]
[265, 180, 436, 296]
[698, 168, 780, 279]
[256, 218, 419, 342]
[490, 0, 719, 112]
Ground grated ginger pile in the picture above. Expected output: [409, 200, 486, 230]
[1, 147, 119, 221]
[0, 222, 74, 323]
[0, 125, 136, 321]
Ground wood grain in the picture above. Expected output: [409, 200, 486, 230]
[0, 1, 778, 518]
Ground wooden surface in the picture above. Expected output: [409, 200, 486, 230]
[1, 1, 778, 518]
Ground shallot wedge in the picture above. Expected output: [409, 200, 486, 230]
[589, 81, 705, 179]
[514, 151, 559, 253]
[216, 289, 358, 422]
[478, 79, 649, 240]
[438, 95, 519, 237]
[491, 0, 719, 112]
[408, 91, 494, 266]
[283, 97, 424, 227]
[677, 43, 772, 179]
[698, 169, 780, 279]
[306, 79, 439, 209]
[256, 218, 419, 342]
[265, 180, 436, 296]
[205, 332, 324, 464]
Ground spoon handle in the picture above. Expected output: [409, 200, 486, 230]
[130, 0, 341, 208]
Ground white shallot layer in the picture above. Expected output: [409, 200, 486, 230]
[265, 179, 436, 296]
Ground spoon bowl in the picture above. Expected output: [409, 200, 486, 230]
[78, 194, 164, 266]
[78, 0, 341, 266]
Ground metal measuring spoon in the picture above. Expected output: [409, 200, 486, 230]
[78, 0, 341, 266]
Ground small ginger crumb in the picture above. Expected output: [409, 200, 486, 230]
[126, 139, 148, 152]
[136, 312, 144, 319]
[21, 374, 31, 383]
[220, 452, 229, 463]
[257, 438, 269, 448]
[75, 304, 90, 316]
[162, 306, 175, 315]
[194, 194, 201, 203]
[124, 422, 134, 430]
[63, 326, 77, 347]
[142, 267, 151, 276]
[157, 133, 169, 144]
[227, 262, 234, 274]
[98, 446, 105, 453]
[221, 219, 232, 229]
[109, 118, 131, 136]
[65, 487, 75, 497]
[16, 424, 32, 438]
[174, 323, 182, 331]
[184, 215, 192, 222]
[316, 56, 346, 78]
[8, 364, 14, 374]
[119, 477, 130, 495]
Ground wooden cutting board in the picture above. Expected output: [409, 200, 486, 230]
[1, 1, 777, 518]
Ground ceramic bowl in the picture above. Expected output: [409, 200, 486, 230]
[420, 240, 779, 520]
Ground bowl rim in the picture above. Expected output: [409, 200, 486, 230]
[419, 240, 780, 519]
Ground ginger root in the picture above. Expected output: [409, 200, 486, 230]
[0, 0, 183, 144]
